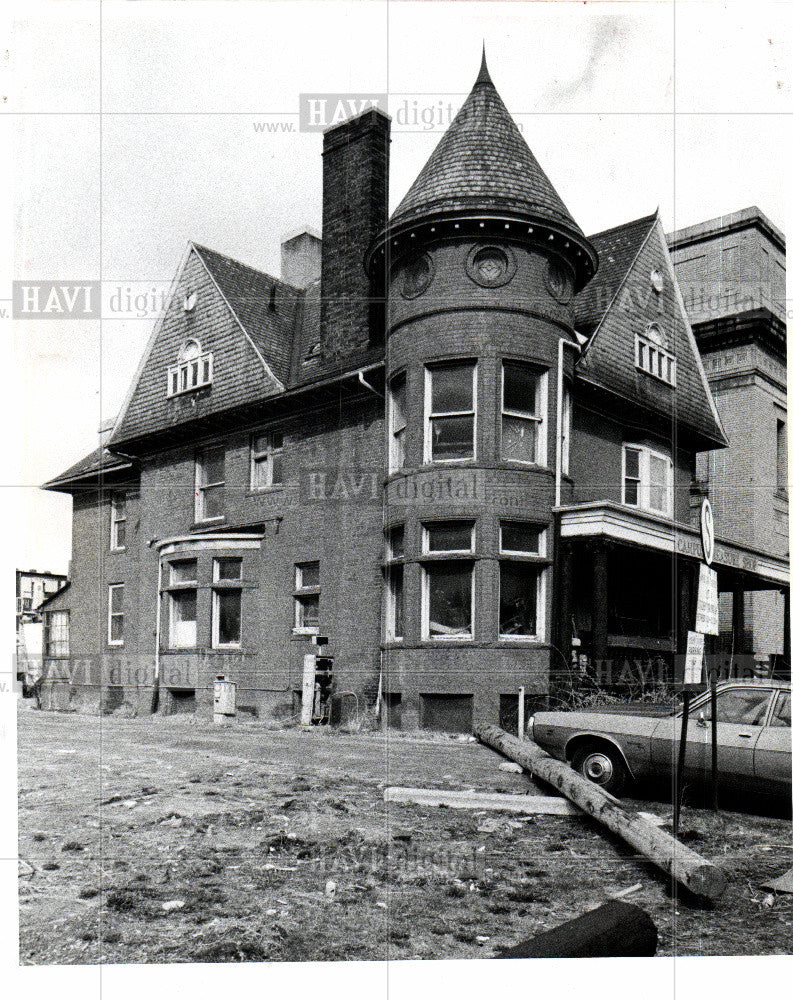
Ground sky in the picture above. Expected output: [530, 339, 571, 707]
[5, 0, 791, 574]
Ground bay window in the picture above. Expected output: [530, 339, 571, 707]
[168, 559, 197, 648]
[501, 361, 546, 465]
[421, 521, 474, 639]
[498, 521, 546, 641]
[425, 362, 476, 462]
[212, 558, 242, 648]
[385, 525, 405, 641]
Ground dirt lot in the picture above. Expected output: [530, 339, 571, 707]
[17, 705, 793, 963]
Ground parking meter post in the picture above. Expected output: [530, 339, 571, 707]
[673, 690, 691, 838]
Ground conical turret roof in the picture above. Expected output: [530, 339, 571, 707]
[392, 52, 584, 235]
[370, 51, 597, 287]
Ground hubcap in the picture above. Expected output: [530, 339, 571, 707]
[582, 752, 614, 784]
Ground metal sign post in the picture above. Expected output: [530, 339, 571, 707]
[673, 690, 692, 838]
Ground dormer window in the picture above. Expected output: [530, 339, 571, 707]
[167, 339, 213, 397]
[635, 324, 675, 386]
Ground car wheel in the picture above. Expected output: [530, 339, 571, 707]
[572, 745, 627, 796]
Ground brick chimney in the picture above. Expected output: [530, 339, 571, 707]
[320, 108, 390, 364]
[281, 228, 322, 289]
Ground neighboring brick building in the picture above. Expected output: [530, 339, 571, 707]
[41, 56, 790, 729]
[669, 210, 788, 665]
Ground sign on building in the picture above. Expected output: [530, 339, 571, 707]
[696, 563, 719, 636]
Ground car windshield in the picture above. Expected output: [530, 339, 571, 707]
[698, 688, 776, 725]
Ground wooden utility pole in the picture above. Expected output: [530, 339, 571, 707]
[475, 724, 727, 900]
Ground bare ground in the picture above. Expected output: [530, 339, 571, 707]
[17, 705, 793, 963]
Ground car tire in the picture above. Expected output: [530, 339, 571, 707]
[572, 744, 628, 797]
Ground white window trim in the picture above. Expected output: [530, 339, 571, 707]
[388, 373, 408, 473]
[110, 495, 127, 551]
[293, 562, 320, 635]
[497, 562, 546, 642]
[168, 590, 198, 649]
[211, 589, 242, 650]
[250, 430, 284, 491]
[621, 444, 673, 516]
[107, 583, 124, 647]
[634, 332, 676, 386]
[167, 350, 213, 397]
[420, 562, 475, 642]
[195, 448, 225, 523]
[423, 362, 477, 465]
[422, 521, 476, 556]
[501, 363, 548, 467]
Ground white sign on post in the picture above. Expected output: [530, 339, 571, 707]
[684, 631, 705, 686]
[696, 563, 719, 636]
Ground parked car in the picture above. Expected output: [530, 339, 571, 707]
[527, 680, 791, 797]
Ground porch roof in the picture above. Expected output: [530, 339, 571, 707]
[555, 501, 789, 589]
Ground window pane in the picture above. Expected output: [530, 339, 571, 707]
[251, 456, 269, 490]
[170, 560, 197, 584]
[393, 427, 406, 468]
[503, 362, 539, 415]
[298, 594, 320, 628]
[171, 590, 197, 647]
[201, 448, 225, 484]
[389, 526, 405, 559]
[501, 522, 541, 553]
[109, 586, 123, 613]
[427, 564, 472, 637]
[114, 521, 126, 548]
[624, 448, 640, 478]
[647, 455, 669, 511]
[502, 415, 537, 463]
[703, 689, 774, 725]
[252, 433, 269, 454]
[215, 558, 242, 581]
[770, 692, 791, 727]
[202, 484, 225, 519]
[431, 414, 474, 459]
[624, 479, 639, 505]
[499, 562, 538, 636]
[271, 452, 283, 485]
[431, 365, 473, 413]
[389, 565, 404, 638]
[391, 377, 407, 431]
[426, 521, 473, 552]
[298, 561, 320, 588]
[216, 590, 241, 645]
[110, 614, 124, 643]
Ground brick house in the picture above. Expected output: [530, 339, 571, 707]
[40, 56, 790, 730]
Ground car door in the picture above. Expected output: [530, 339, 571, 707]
[753, 691, 792, 794]
[686, 686, 775, 787]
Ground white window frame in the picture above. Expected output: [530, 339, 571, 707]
[421, 562, 475, 641]
[195, 446, 225, 523]
[388, 373, 408, 472]
[107, 583, 124, 647]
[422, 520, 476, 555]
[293, 561, 320, 635]
[424, 362, 477, 465]
[44, 610, 70, 658]
[211, 589, 242, 650]
[167, 345, 213, 397]
[168, 560, 198, 650]
[622, 444, 673, 516]
[110, 494, 127, 551]
[497, 525, 546, 642]
[250, 430, 284, 491]
[501, 362, 548, 466]
[635, 331, 676, 386]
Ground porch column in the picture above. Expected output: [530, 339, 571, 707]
[557, 540, 574, 674]
[592, 542, 609, 666]
[731, 587, 745, 656]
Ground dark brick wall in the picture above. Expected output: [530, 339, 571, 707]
[321, 109, 389, 365]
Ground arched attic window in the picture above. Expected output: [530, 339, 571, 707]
[167, 338, 214, 397]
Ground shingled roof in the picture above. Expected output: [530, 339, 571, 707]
[391, 52, 586, 240]
[44, 445, 132, 491]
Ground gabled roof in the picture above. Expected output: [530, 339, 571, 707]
[43, 445, 133, 492]
[193, 244, 301, 385]
[574, 213, 657, 335]
[575, 214, 728, 450]
[390, 52, 587, 243]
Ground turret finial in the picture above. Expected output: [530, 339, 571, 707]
[475, 43, 492, 86]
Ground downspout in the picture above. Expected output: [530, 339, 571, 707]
[358, 369, 384, 398]
[152, 547, 162, 713]
[555, 336, 582, 508]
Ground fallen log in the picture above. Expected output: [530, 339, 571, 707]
[495, 900, 657, 959]
[475, 724, 727, 900]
